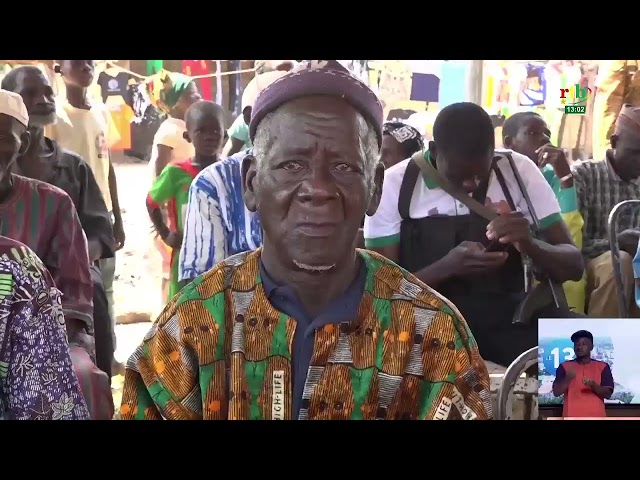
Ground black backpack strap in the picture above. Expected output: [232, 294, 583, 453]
[398, 159, 421, 221]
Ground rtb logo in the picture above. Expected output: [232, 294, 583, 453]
[560, 83, 592, 105]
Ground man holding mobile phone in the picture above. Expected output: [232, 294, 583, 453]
[365, 103, 584, 367]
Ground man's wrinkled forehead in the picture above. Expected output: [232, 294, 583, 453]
[0, 113, 24, 135]
[266, 98, 361, 150]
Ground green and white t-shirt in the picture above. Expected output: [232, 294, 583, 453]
[227, 115, 251, 149]
[364, 149, 563, 248]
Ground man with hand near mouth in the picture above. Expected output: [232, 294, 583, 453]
[552, 329, 614, 418]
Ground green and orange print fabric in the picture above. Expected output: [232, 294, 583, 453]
[120, 249, 492, 420]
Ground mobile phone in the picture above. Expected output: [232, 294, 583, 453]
[485, 240, 509, 253]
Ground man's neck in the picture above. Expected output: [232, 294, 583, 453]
[576, 356, 592, 365]
[192, 154, 218, 169]
[170, 110, 184, 121]
[19, 127, 53, 180]
[65, 85, 91, 110]
[261, 243, 360, 317]
[26, 127, 46, 155]
[0, 173, 16, 203]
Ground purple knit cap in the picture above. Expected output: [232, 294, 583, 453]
[249, 60, 384, 147]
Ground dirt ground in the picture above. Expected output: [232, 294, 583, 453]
[110, 157, 164, 411]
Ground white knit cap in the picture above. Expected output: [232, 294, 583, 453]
[241, 70, 289, 111]
[0, 89, 29, 127]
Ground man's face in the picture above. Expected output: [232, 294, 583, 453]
[243, 107, 252, 127]
[243, 96, 383, 271]
[186, 113, 224, 157]
[13, 69, 57, 127]
[573, 337, 592, 358]
[433, 144, 495, 195]
[612, 133, 640, 181]
[380, 134, 406, 169]
[507, 116, 551, 164]
[59, 60, 95, 88]
[0, 114, 28, 182]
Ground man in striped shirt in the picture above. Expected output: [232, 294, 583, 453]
[178, 149, 261, 284]
[0, 89, 113, 419]
[573, 104, 640, 317]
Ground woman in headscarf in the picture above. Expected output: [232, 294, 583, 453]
[145, 70, 201, 307]
[380, 121, 425, 169]
[146, 69, 202, 179]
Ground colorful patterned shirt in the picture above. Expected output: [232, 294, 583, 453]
[0, 175, 93, 330]
[122, 249, 492, 420]
[0, 236, 90, 420]
[178, 150, 262, 282]
[573, 158, 640, 260]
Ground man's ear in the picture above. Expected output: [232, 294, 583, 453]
[18, 130, 31, 155]
[183, 131, 192, 143]
[503, 134, 513, 149]
[366, 162, 385, 217]
[242, 154, 258, 212]
[428, 141, 437, 162]
[611, 134, 618, 149]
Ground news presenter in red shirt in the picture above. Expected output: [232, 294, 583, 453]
[552, 330, 614, 418]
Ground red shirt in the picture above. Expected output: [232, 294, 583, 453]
[554, 359, 614, 418]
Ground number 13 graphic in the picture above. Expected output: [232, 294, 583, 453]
[550, 347, 575, 369]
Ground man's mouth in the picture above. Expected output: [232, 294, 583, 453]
[295, 222, 338, 238]
[32, 107, 55, 116]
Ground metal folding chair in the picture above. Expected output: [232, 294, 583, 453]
[607, 199, 640, 318]
[495, 346, 539, 420]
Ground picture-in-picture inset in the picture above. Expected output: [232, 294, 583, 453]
[538, 318, 640, 419]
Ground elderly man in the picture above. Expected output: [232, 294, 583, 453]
[121, 61, 492, 421]
[2, 65, 117, 378]
[573, 104, 640, 318]
[0, 89, 113, 419]
[592, 60, 640, 162]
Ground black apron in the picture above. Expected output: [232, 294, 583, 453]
[398, 159, 537, 367]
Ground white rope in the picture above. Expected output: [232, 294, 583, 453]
[104, 61, 256, 81]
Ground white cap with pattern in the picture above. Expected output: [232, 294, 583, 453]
[0, 89, 29, 127]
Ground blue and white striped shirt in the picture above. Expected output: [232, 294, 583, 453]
[178, 150, 262, 281]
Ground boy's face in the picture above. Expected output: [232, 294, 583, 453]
[186, 114, 225, 156]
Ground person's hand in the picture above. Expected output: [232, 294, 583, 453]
[486, 211, 533, 253]
[163, 231, 183, 250]
[442, 240, 508, 277]
[583, 378, 597, 387]
[536, 144, 571, 179]
[617, 229, 640, 256]
[113, 218, 126, 251]
[566, 369, 576, 380]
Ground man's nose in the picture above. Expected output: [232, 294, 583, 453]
[298, 164, 339, 204]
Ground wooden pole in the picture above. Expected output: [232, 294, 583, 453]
[466, 60, 484, 105]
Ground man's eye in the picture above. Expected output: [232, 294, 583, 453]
[334, 163, 356, 172]
[282, 161, 303, 171]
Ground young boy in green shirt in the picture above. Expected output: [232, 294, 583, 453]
[146, 100, 225, 301]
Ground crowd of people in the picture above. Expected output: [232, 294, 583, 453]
[1, 59, 639, 420]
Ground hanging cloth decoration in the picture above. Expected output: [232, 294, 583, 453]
[144, 69, 192, 114]
[147, 60, 163, 76]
